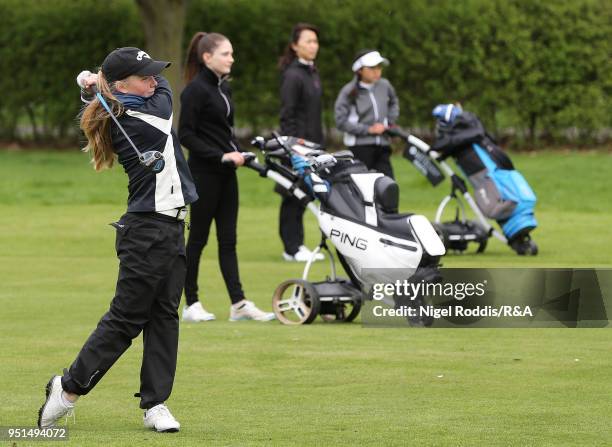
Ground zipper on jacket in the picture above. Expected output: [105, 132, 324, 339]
[368, 89, 381, 145]
[218, 78, 231, 118]
[217, 76, 239, 153]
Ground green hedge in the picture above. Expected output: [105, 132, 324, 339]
[0, 0, 143, 142]
[1, 0, 610, 145]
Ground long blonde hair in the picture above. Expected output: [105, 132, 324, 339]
[80, 71, 123, 171]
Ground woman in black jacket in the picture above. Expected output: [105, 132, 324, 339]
[277, 23, 325, 262]
[179, 32, 274, 323]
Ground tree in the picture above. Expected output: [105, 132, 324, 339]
[135, 0, 187, 125]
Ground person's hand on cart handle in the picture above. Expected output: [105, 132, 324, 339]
[222, 151, 246, 167]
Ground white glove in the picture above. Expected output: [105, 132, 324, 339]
[76, 70, 92, 88]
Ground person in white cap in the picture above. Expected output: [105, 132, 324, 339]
[334, 49, 399, 178]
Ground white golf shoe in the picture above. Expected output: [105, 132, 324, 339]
[143, 403, 180, 433]
[182, 301, 216, 322]
[229, 300, 275, 321]
[283, 245, 324, 262]
[38, 376, 74, 428]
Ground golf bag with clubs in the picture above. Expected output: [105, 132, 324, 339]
[246, 134, 446, 325]
[430, 104, 538, 255]
[388, 105, 538, 255]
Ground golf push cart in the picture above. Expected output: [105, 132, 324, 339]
[243, 133, 446, 325]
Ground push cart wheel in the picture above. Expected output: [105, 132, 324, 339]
[476, 239, 488, 254]
[509, 234, 538, 256]
[394, 294, 434, 328]
[342, 299, 362, 322]
[272, 279, 320, 325]
[320, 299, 362, 323]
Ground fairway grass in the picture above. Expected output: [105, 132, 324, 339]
[0, 150, 611, 446]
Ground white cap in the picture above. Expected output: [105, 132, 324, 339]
[351, 51, 389, 72]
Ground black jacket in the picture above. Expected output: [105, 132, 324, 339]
[109, 76, 198, 212]
[279, 59, 323, 144]
[179, 65, 241, 173]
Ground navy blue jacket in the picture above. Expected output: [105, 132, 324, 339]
[109, 76, 198, 212]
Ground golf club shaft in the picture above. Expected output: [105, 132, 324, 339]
[95, 92, 145, 160]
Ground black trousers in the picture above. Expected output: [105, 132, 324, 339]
[185, 170, 244, 305]
[279, 194, 306, 255]
[62, 212, 186, 410]
[350, 145, 395, 179]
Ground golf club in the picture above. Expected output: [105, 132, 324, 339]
[94, 89, 165, 174]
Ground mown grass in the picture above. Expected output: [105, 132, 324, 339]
[0, 149, 610, 446]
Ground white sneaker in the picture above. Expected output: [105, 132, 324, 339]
[283, 246, 324, 262]
[282, 251, 296, 261]
[230, 300, 276, 321]
[143, 403, 180, 433]
[38, 376, 74, 428]
[300, 245, 325, 261]
[182, 301, 216, 322]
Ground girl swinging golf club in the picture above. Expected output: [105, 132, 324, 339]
[38, 47, 198, 433]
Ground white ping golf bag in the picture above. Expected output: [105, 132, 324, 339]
[247, 134, 446, 325]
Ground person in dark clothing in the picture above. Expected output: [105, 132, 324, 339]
[334, 49, 400, 179]
[277, 23, 325, 262]
[179, 31, 275, 323]
[38, 47, 197, 433]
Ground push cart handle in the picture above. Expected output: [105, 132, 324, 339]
[383, 125, 410, 140]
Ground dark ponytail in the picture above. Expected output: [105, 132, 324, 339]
[184, 31, 229, 83]
[278, 23, 319, 71]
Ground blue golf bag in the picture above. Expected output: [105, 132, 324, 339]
[431, 105, 538, 255]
